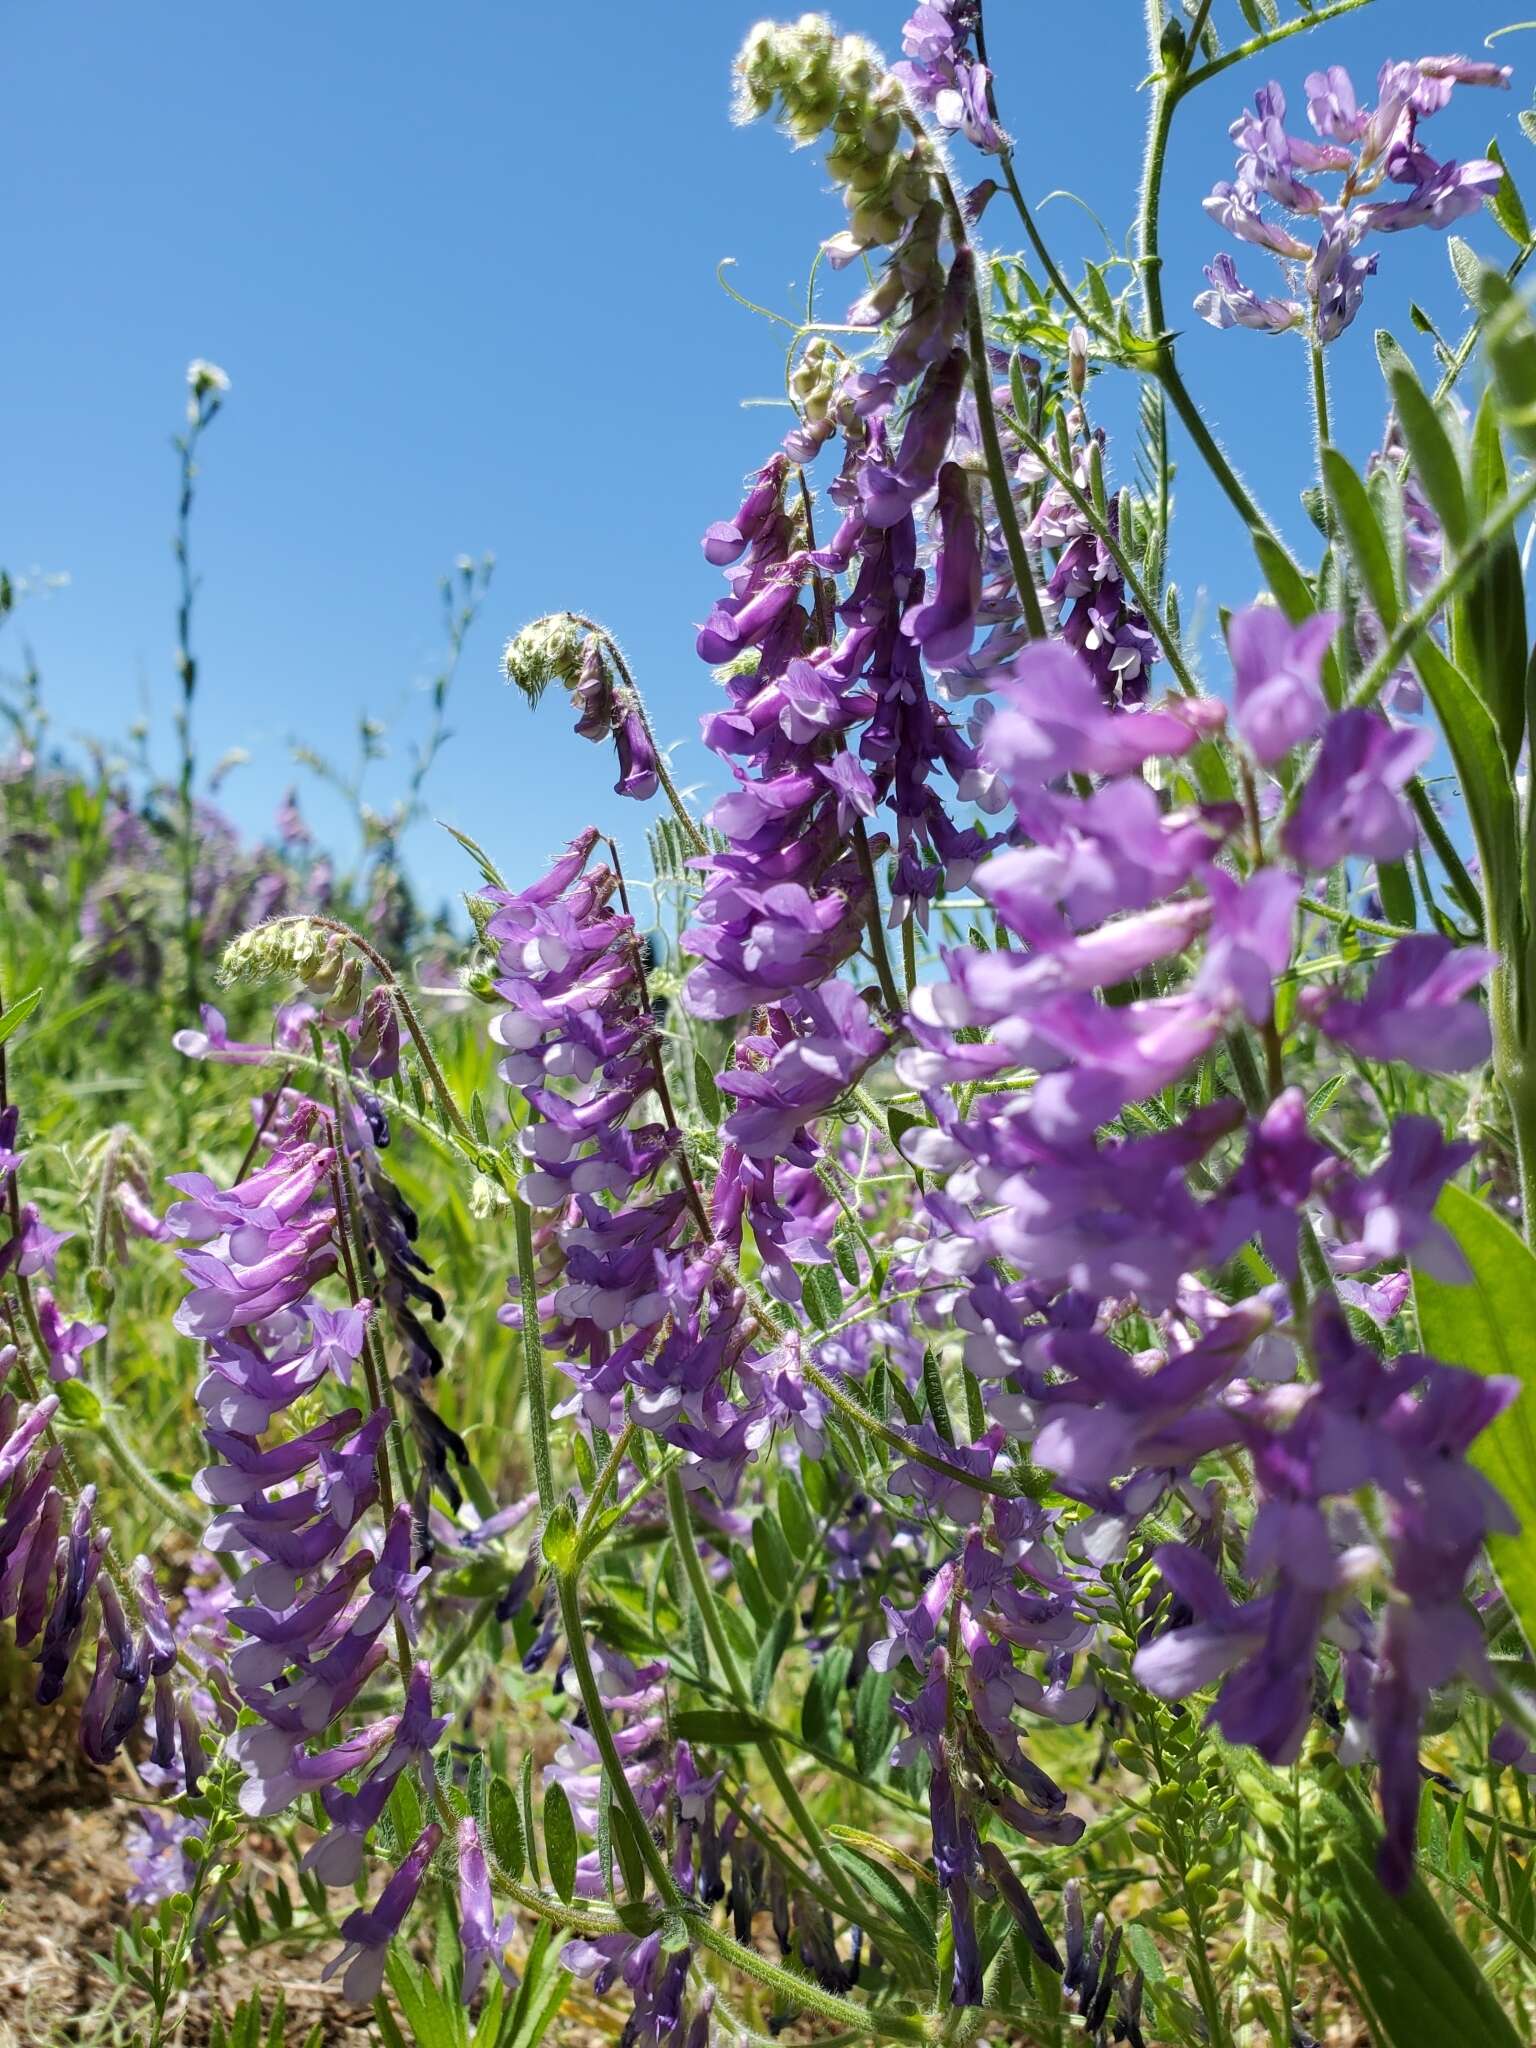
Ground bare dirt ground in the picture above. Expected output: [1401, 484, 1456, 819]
[0, 1685, 375, 2048]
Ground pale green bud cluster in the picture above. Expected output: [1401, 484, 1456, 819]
[221, 917, 334, 986]
[220, 919, 365, 1020]
[733, 16, 922, 255]
[501, 612, 588, 707]
[469, 1171, 509, 1220]
[789, 335, 837, 427]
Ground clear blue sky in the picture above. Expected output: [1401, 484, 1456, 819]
[3, 1, 1528, 912]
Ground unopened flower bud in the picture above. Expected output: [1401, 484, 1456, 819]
[501, 612, 588, 706]
[1068, 324, 1090, 395]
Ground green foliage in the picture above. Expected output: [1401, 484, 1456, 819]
[1415, 1184, 1536, 1654]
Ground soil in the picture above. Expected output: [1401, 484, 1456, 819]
[0, 1684, 374, 2048]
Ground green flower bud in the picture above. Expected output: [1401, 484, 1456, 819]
[501, 612, 588, 706]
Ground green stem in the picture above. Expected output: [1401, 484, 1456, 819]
[854, 818, 904, 1017]
[689, 1917, 931, 2042]
[555, 1570, 682, 1904]
[1179, 0, 1377, 95]
[662, 1470, 870, 1931]
[511, 1194, 557, 1516]
[576, 1418, 637, 1558]
[798, 1355, 1013, 1499]
[1298, 894, 1416, 941]
[569, 614, 708, 856]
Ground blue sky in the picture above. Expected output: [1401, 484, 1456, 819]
[4, 0, 1530, 912]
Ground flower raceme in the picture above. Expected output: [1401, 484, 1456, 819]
[1198, 57, 1508, 343]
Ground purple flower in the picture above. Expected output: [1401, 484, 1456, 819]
[719, 982, 889, 1161]
[981, 641, 1222, 796]
[323, 1822, 442, 2005]
[1357, 147, 1502, 234]
[1302, 935, 1494, 1071]
[458, 1818, 517, 2005]
[1203, 181, 1312, 258]
[1282, 710, 1431, 870]
[1307, 211, 1377, 341]
[903, 462, 981, 663]
[1305, 64, 1370, 143]
[1324, 1115, 1473, 1281]
[869, 1560, 956, 1673]
[1195, 253, 1305, 335]
[1226, 602, 1336, 763]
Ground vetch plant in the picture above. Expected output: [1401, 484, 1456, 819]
[12, 5, 1536, 2046]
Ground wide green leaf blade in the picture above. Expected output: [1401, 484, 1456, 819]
[0, 986, 43, 1049]
[1414, 1182, 1536, 1653]
[1323, 445, 1400, 624]
[1387, 367, 1468, 550]
[1316, 1771, 1523, 2048]
[1411, 637, 1520, 944]
[1452, 390, 1528, 770]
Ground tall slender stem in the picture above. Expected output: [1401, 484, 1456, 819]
[663, 1469, 870, 1932]
[511, 1193, 557, 1516]
[568, 613, 708, 856]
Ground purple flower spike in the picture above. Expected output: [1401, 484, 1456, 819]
[1227, 602, 1336, 764]
[1325, 1115, 1473, 1282]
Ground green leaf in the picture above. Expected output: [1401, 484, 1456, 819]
[1387, 367, 1469, 550]
[827, 1842, 936, 1955]
[0, 986, 43, 1049]
[672, 1706, 767, 1745]
[777, 1472, 814, 1558]
[1452, 391, 1528, 769]
[519, 1752, 541, 1889]
[502, 1921, 573, 2048]
[920, 1347, 956, 1445]
[383, 1953, 463, 2048]
[56, 1380, 104, 1427]
[887, 1104, 925, 1158]
[692, 1050, 721, 1127]
[542, 1781, 577, 1903]
[1320, 1776, 1523, 2047]
[730, 1542, 774, 1630]
[800, 1261, 843, 1331]
[607, 1797, 651, 1906]
[1449, 234, 1485, 305]
[751, 1609, 794, 1708]
[1322, 446, 1399, 623]
[853, 1666, 895, 1780]
[1478, 267, 1536, 460]
[1487, 138, 1533, 249]
[1410, 636, 1519, 940]
[1376, 860, 1416, 930]
[752, 1508, 795, 1594]
[802, 1642, 852, 1749]
[1414, 1183, 1536, 1655]
[540, 1500, 580, 1575]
